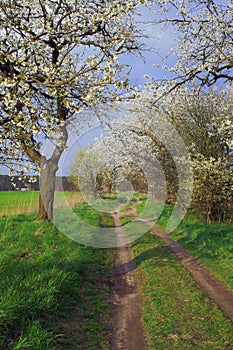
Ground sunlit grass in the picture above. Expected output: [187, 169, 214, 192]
[0, 191, 39, 216]
[156, 205, 233, 291]
[89, 191, 131, 212]
[0, 191, 83, 217]
[130, 231, 233, 349]
[0, 208, 113, 350]
[133, 198, 233, 291]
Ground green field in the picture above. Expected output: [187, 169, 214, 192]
[0, 191, 39, 216]
[0, 190, 143, 218]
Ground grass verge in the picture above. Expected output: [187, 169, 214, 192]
[130, 231, 233, 349]
[0, 206, 113, 350]
[133, 196, 233, 292]
[156, 205, 233, 291]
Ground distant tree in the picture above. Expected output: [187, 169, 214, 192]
[0, 175, 14, 191]
[0, 0, 144, 220]
[69, 146, 113, 199]
[96, 165, 114, 194]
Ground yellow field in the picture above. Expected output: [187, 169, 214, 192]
[0, 191, 83, 217]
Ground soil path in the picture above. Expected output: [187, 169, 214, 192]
[108, 201, 233, 349]
[145, 222, 233, 324]
[121, 202, 233, 324]
[108, 211, 148, 350]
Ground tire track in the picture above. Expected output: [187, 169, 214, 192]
[108, 212, 148, 350]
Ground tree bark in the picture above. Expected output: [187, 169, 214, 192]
[37, 157, 58, 221]
[230, 198, 233, 223]
[20, 100, 68, 221]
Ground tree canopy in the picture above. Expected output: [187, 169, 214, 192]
[149, 0, 233, 90]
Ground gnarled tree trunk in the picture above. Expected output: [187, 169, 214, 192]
[22, 101, 69, 222]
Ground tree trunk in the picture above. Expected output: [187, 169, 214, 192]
[206, 201, 212, 225]
[37, 157, 58, 221]
[230, 197, 233, 223]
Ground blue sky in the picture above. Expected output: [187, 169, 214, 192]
[120, 5, 177, 87]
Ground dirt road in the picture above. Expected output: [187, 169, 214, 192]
[148, 223, 233, 324]
[107, 202, 233, 350]
[108, 213, 148, 350]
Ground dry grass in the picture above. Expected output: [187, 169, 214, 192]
[0, 192, 39, 217]
[0, 192, 83, 217]
[55, 192, 83, 209]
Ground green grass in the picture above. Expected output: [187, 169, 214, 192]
[88, 191, 131, 212]
[0, 207, 114, 349]
[133, 192, 148, 201]
[96, 191, 147, 213]
[73, 202, 114, 227]
[53, 202, 116, 247]
[133, 198, 233, 292]
[88, 197, 120, 212]
[119, 192, 148, 214]
[118, 198, 233, 348]
[156, 205, 233, 291]
[130, 231, 233, 349]
[0, 190, 141, 217]
[2, 191, 232, 349]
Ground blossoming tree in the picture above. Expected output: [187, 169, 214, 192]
[160, 87, 233, 223]
[149, 0, 233, 91]
[0, 0, 144, 220]
[94, 87, 232, 224]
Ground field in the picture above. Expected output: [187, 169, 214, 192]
[0, 192, 233, 349]
[0, 191, 83, 217]
[0, 191, 39, 216]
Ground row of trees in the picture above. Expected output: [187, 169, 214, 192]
[69, 144, 148, 198]
[70, 86, 232, 224]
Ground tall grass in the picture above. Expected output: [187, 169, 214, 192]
[0, 206, 113, 349]
[0, 192, 39, 217]
[0, 192, 83, 217]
